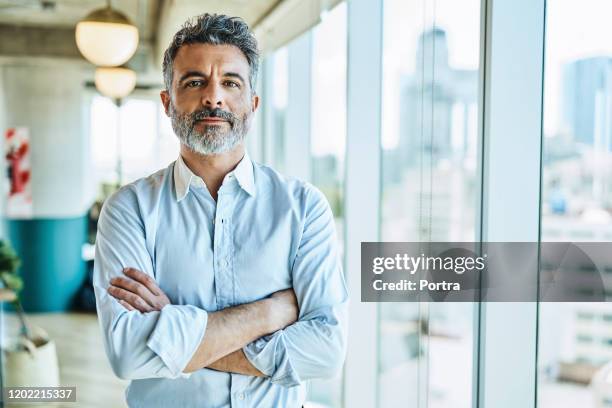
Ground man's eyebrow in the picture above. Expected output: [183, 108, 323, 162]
[178, 70, 206, 84]
[223, 72, 246, 84]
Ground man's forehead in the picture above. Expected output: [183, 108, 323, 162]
[173, 43, 249, 74]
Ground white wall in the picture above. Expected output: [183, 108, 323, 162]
[0, 58, 93, 218]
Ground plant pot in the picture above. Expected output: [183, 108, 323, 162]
[3, 326, 60, 388]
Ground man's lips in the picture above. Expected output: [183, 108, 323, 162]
[198, 117, 227, 123]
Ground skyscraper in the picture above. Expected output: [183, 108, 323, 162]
[562, 57, 612, 149]
[399, 27, 478, 164]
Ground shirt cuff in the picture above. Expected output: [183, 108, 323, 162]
[243, 331, 301, 388]
[146, 304, 208, 378]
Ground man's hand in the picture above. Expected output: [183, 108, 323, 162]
[107, 268, 170, 312]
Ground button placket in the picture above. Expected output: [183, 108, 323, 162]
[213, 192, 234, 310]
[213, 199, 227, 308]
[230, 377, 248, 406]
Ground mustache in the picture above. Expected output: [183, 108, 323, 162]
[191, 107, 236, 124]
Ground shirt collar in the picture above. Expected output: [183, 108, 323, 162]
[174, 152, 256, 202]
[232, 151, 256, 197]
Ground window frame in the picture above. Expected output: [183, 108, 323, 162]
[476, 0, 546, 407]
[343, 0, 383, 406]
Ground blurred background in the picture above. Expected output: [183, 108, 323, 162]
[0, 0, 611, 407]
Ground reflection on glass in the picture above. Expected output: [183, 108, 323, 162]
[539, 1, 612, 407]
[379, 0, 480, 406]
[308, 3, 347, 408]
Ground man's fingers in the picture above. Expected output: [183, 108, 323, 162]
[123, 268, 162, 296]
[110, 286, 152, 312]
[109, 268, 170, 312]
[108, 286, 153, 312]
[110, 276, 157, 306]
[119, 299, 136, 311]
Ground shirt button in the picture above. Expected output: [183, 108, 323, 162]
[238, 393, 245, 400]
[223, 259, 230, 268]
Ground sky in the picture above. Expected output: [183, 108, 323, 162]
[544, 0, 612, 135]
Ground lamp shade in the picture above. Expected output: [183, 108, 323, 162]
[94, 67, 136, 99]
[75, 7, 139, 67]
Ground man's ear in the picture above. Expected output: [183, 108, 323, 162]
[251, 94, 260, 113]
[160, 90, 171, 116]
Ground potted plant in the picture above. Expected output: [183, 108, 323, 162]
[0, 240, 60, 388]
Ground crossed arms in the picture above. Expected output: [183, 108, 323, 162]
[93, 186, 348, 386]
[108, 268, 298, 377]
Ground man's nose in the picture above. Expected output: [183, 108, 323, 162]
[201, 82, 224, 108]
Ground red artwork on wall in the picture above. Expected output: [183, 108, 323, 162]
[4, 128, 32, 218]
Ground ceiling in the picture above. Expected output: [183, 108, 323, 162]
[0, 0, 285, 79]
[0, 0, 281, 44]
[0, 0, 159, 41]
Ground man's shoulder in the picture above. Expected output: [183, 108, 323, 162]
[101, 164, 173, 215]
[253, 161, 329, 209]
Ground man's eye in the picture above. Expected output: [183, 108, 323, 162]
[224, 81, 239, 88]
[187, 80, 203, 88]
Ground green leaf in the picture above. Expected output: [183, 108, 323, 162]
[0, 241, 20, 273]
[1, 271, 23, 292]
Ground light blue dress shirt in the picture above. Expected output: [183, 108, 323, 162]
[93, 153, 349, 408]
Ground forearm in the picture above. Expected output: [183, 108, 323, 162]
[243, 305, 348, 387]
[207, 350, 265, 377]
[183, 298, 275, 373]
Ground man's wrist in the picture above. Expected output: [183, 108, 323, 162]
[260, 297, 280, 334]
[260, 290, 299, 334]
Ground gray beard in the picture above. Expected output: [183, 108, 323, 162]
[169, 104, 248, 155]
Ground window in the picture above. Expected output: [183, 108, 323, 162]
[311, 2, 347, 248]
[308, 3, 347, 407]
[379, 0, 481, 406]
[538, 1, 612, 407]
[261, 47, 289, 170]
[90, 95, 178, 195]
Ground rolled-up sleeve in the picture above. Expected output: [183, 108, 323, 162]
[243, 184, 349, 387]
[93, 189, 208, 380]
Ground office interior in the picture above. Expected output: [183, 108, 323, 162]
[0, 0, 611, 407]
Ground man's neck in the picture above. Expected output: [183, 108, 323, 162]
[180, 143, 245, 201]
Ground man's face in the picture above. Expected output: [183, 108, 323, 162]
[161, 43, 259, 155]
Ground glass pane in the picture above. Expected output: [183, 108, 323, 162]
[379, 0, 481, 406]
[264, 47, 289, 170]
[538, 1, 612, 407]
[308, 2, 347, 407]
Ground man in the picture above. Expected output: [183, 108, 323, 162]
[93, 13, 348, 408]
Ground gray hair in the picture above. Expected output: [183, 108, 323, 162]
[162, 13, 260, 94]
